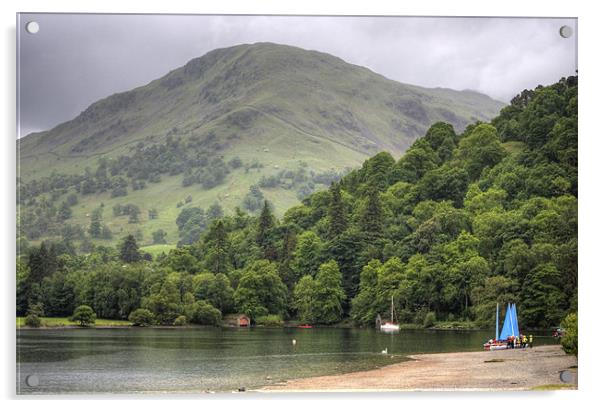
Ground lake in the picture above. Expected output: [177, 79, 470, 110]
[16, 327, 557, 394]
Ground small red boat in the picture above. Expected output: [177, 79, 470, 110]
[298, 324, 313, 329]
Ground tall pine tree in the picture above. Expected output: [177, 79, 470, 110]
[256, 200, 276, 259]
[278, 226, 298, 289]
[327, 182, 347, 238]
[119, 234, 141, 263]
[360, 187, 384, 237]
[57, 201, 72, 221]
[27, 242, 57, 283]
[89, 207, 103, 238]
[204, 220, 231, 274]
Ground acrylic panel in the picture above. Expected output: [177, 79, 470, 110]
[16, 13, 578, 394]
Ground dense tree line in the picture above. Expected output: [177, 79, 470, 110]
[18, 134, 342, 243]
[17, 77, 577, 329]
[257, 163, 346, 200]
[17, 134, 241, 241]
[175, 202, 225, 245]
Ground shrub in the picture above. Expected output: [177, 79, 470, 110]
[24, 314, 41, 328]
[414, 307, 428, 325]
[423, 311, 436, 328]
[398, 309, 414, 324]
[128, 308, 155, 326]
[152, 229, 167, 244]
[111, 186, 128, 198]
[560, 313, 577, 356]
[174, 315, 187, 326]
[228, 157, 243, 169]
[255, 314, 284, 327]
[69, 305, 96, 327]
[189, 300, 222, 326]
[66, 193, 78, 206]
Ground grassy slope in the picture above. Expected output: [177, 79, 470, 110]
[18, 43, 505, 246]
[16, 317, 131, 327]
[140, 244, 177, 257]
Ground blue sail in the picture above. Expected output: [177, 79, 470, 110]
[512, 303, 520, 336]
[499, 304, 513, 340]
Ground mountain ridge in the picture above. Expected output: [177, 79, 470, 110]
[17, 42, 505, 246]
[19, 42, 504, 177]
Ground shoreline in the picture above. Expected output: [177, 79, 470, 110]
[15, 323, 481, 330]
[16, 325, 482, 330]
[16, 317, 552, 332]
[258, 345, 577, 392]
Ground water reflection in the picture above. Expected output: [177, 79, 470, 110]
[17, 327, 557, 394]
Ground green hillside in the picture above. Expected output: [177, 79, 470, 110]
[17, 76, 577, 331]
[17, 42, 504, 249]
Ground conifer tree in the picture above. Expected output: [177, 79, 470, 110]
[360, 187, 384, 237]
[119, 234, 141, 263]
[27, 242, 57, 282]
[205, 220, 231, 275]
[278, 226, 298, 289]
[291, 231, 324, 279]
[57, 201, 72, 221]
[327, 182, 347, 238]
[89, 207, 103, 238]
[256, 200, 276, 259]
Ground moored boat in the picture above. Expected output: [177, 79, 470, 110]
[483, 303, 521, 350]
[380, 296, 400, 333]
[380, 322, 400, 332]
[483, 340, 508, 350]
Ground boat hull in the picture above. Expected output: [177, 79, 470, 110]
[484, 343, 508, 350]
[380, 323, 400, 333]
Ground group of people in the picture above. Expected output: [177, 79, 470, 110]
[506, 334, 533, 349]
[484, 334, 534, 350]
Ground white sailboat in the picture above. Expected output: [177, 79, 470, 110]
[380, 296, 400, 333]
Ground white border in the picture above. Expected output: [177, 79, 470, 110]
[2, 0, 600, 406]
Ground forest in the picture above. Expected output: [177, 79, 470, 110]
[17, 135, 343, 243]
[17, 76, 577, 329]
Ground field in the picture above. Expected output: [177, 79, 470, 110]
[17, 317, 131, 328]
[140, 243, 177, 257]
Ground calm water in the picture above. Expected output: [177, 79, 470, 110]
[16, 327, 557, 394]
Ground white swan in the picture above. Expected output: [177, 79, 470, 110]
[381, 347, 388, 354]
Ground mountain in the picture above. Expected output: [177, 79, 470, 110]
[17, 42, 504, 248]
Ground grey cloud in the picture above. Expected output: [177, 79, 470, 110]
[17, 14, 577, 136]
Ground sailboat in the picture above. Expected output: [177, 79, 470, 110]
[483, 303, 520, 350]
[380, 295, 400, 333]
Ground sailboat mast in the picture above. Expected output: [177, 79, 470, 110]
[509, 303, 515, 337]
[495, 303, 499, 340]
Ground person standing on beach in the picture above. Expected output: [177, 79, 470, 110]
[529, 334, 533, 348]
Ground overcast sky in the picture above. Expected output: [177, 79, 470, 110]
[17, 14, 577, 136]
